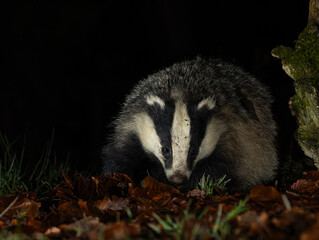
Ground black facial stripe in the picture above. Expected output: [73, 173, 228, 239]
[146, 100, 175, 168]
[124, 133, 169, 183]
[187, 104, 213, 169]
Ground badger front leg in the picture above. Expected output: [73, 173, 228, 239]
[103, 145, 135, 177]
[102, 145, 151, 183]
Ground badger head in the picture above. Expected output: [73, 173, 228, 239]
[132, 93, 226, 186]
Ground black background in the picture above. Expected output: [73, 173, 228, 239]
[1, 1, 308, 172]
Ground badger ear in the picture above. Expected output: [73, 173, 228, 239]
[146, 95, 165, 109]
[197, 97, 216, 110]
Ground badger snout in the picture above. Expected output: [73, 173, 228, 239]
[167, 171, 189, 185]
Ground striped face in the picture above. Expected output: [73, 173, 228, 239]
[133, 94, 226, 185]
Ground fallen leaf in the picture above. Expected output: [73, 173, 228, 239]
[44, 226, 61, 237]
[186, 188, 206, 198]
[0, 194, 40, 219]
[54, 185, 78, 201]
[300, 221, 319, 240]
[45, 201, 85, 225]
[27, 218, 45, 233]
[166, 197, 188, 213]
[130, 187, 153, 206]
[10, 219, 19, 226]
[250, 184, 282, 202]
[75, 177, 98, 200]
[142, 176, 181, 195]
[290, 179, 313, 191]
[94, 196, 129, 212]
[60, 217, 106, 239]
[3, 173, 319, 239]
[78, 199, 92, 216]
[289, 179, 319, 196]
[62, 170, 74, 189]
[107, 173, 134, 193]
[103, 222, 140, 240]
[24, 200, 41, 219]
[303, 170, 319, 181]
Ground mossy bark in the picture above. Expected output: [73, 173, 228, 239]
[272, 0, 319, 169]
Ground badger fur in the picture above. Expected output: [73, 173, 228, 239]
[102, 57, 277, 191]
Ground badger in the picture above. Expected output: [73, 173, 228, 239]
[102, 57, 277, 192]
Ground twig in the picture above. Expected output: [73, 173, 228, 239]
[281, 194, 292, 211]
[0, 196, 19, 218]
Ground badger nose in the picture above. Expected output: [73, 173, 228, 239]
[168, 171, 188, 185]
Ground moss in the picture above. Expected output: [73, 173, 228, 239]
[290, 95, 309, 114]
[272, 24, 319, 82]
[298, 129, 319, 142]
[272, 22, 319, 169]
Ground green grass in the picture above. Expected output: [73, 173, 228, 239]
[0, 130, 69, 196]
[0, 132, 27, 195]
[148, 207, 207, 240]
[148, 197, 249, 240]
[212, 196, 249, 240]
[197, 174, 231, 195]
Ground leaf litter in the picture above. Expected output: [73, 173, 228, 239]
[0, 171, 319, 239]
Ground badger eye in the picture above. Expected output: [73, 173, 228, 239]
[162, 146, 171, 158]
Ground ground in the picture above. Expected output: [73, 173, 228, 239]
[1, 171, 319, 239]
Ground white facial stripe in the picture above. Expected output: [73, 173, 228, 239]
[133, 113, 165, 166]
[146, 95, 165, 109]
[194, 118, 226, 166]
[168, 101, 192, 179]
[197, 97, 216, 110]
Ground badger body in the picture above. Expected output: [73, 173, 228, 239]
[102, 57, 277, 191]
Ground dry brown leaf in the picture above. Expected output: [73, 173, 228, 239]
[75, 177, 98, 200]
[152, 192, 172, 206]
[250, 184, 282, 202]
[44, 226, 61, 237]
[94, 196, 129, 211]
[24, 199, 41, 218]
[303, 170, 319, 181]
[166, 197, 188, 213]
[62, 170, 74, 189]
[91, 176, 100, 196]
[55, 185, 78, 201]
[0, 193, 37, 217]
[300, 221, 319, 240]
[103, 222, 140, 240]
[57, 201, 84, 221]
[60, 217, 106, 238]
[10, 219, 19, 226]
[142, 176, 181, 195]
[78, 199, 92, 216]
[289, 179, 319, 196]
[107, 173, 134, 191]
[4, 173, 319, 239]
[27, 218, 45, 233]
[290, 179, 313, 192]
[186, 188, 206, 198]
[0, 196, 40, 219]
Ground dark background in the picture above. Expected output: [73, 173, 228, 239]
[1, 1, 308, 172]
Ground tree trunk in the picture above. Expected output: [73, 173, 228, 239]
[272, 0, 319, 168]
